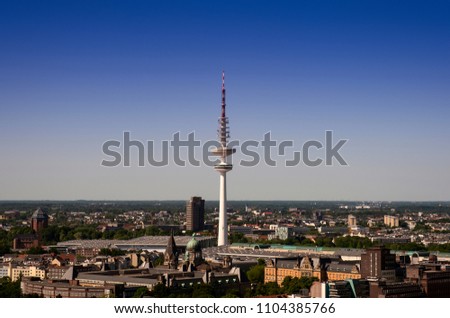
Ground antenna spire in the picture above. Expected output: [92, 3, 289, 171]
[221, 71, 226, 118]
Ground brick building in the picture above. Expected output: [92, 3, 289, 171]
[360, 246, 397, 281]
[31, 208, 49, 233]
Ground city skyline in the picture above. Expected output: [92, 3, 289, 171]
[1, 1, 449, 201]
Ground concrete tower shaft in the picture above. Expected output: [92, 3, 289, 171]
[213, 71, 235, 246]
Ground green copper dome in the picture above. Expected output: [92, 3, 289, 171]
[186, 235, 200, 251]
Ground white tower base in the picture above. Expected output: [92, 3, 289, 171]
[217, 171, 228, 246]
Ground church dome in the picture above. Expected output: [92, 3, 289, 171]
[186, 235, 200, 251]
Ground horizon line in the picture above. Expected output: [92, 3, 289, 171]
[0, 199, 449, 203]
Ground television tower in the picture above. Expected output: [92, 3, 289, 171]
[213, 71, 235, 246]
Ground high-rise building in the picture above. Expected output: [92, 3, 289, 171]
[186, 196, 205, 232]
[212, 72, 235, 246]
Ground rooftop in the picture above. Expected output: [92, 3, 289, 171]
[31, 208, 48, 220]
[56, 236, 216, 250]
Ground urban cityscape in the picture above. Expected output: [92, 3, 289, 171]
[1, 200, 450, 298]
[1, 0, 450, 302]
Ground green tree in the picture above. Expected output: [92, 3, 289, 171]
[48, 247, 59, 255]
[25, 246, 46, 254]
[315, 236, 334, 247]
[299, 276, 318, 290]
[113, 229, 130, 240]
[230, 232, 249, 244]
[334, 236, 373, 249]
[246, 264, 265, 283]
[282, 276, 300, 294]
[41, 225, 62, 244]
[192, 283, 214, 298]
[299, 238, 316, 246]
[133, 286, 151, 298]
[258, 259, 266, 266]
[152, 256, 164, 267]
[222, 288, 240, 298]
[145, 226, 163, 236]
[150, 283, 170, 298]
[263, 282, 281, 295]
[281, 276, 318, 294]
[413, 222, 432, 232]
[0, 277, 22, 298]
[7, 227, 33, 241]
[0, 244, 11, 256]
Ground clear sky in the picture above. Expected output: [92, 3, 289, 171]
[0, 0, 449, 201]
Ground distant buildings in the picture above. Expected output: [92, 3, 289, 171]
[186, 197, 205, 232]
[0, 263, 46, 281]
[384, 215, 399, 227]
[12, 208, 48, 250]
[348, 214, 357, 227]
[31, 208, 49, 233]
[268, 226, 308, 241]
[12, 234, 39, 250]
[21, 235, 242, 298]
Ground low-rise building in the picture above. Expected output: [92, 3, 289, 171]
[10, 264, 46, 281]
[12, 234, 39, 250]
[420, 270, 450, 297]
[406, 264, 450, 297]
[0, 263, 10, 278]
[264, 256, 328, 285]
[369, 281, 424, 298]
[21, 277, 124, 298]
[310, 279, 369, 298]
[326, 262, 361, 281]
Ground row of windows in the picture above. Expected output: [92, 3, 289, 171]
[327, 273, 361, 280]
[23, 283, 108, 298]
[265, 270, 359, 284]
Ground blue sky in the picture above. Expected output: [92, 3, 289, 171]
[0, 0, 449, 201]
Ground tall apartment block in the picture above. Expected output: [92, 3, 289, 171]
[186, 196, 205, 232]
